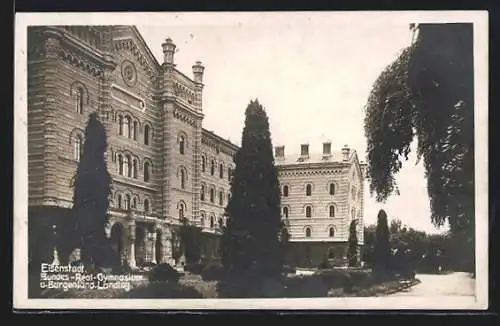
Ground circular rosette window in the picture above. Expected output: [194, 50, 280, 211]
[121, 60, 137, 87]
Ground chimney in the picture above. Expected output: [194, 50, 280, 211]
[323, 142, 332, 156]
[342, 144, 350, 161]
[161, 38, 176, 65]
[275, 146, 285, 159]
[360, 161, 367, 178]
[192, 61, 205, 84]
[300, 144, 309, 157]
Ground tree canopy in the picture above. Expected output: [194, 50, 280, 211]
[222, 99, 284, 278]
[364, 24, 474, 270]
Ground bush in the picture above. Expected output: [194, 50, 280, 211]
[217, 273, 286, 298]
[184, 262, 203, 275]
[201, 261, 225, 281]
[148, 263, 181, 284]
[319, 260, 330, 270]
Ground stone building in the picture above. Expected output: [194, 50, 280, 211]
[275, 143, 366, 268]
[27, 25, 236, 268]
[27, 25, 365, 270]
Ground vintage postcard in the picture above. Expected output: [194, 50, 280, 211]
[13, 11, 489, 310]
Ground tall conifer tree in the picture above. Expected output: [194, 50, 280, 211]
[374, 209, 391, 276]
[222, 99, 283, 278]
[72, 112, 112, 267]
[347, 219, 359, 267]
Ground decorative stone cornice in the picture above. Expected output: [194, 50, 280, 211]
[173, 108, 197, 126]
[114, 38, 157, 81]
[278, 168, 346, 177]
[58, 48, 104, 77]
[201, 129, 239, 156]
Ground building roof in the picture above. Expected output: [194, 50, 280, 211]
[275, 150, 351, 166]
[202, 128, 240, 152]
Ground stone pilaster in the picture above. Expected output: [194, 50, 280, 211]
[161, 62, 175, 219]
[41, 31, 62, 205]
[192, 118, 202, 223]
[151, 226, 157, 264]
[128, 220, 137, 268]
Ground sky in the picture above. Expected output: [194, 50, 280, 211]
[136, 14, 449, 234]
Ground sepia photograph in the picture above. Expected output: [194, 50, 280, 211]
[13, 11, 488, 310]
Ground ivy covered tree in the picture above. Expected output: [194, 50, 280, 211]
[347, 219, 359, 267]
[364, 23, 475, 272]
[374, 209, 391, 277]
[222, 99, 283, 279]
[72, 112, 112, 268]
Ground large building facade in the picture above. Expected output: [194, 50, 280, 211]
[276, 143, 366, 267]
[27, 25, 365, 269]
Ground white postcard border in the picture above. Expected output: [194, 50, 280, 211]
[13, 11, 489, 310]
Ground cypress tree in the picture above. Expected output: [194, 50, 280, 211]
[347, 219, 359, 267]
[223, 99, 283, 279]
[72, 112, 112, 267]
[374, 209, 391, 277]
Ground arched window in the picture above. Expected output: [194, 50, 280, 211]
[305, 206, 312, 218]
[179, 135, 185, 155]
[124, 194, 131, 210]
[132, 121, 138, 140]
[329, 227, 335, 237]
[201, 156, 206, 172]
[144, 125, 150, 146]
[124, 116, 130, 138]
[180, 169, 186, 189]
[118, 115, 123, 135]
[118, 154, 124, 175]
[178, 202, 185, 219]
[219, 164, 224, 179]
[228, 167, 232, 181]
[283, 185, 289, 197]
[144, 161, 151, 182]
[305, 227, 311, 238]
[283, 206, 289, 218]
[211, 160, 215, 175]
[144, 199, 150, 213]
[117, 194, 122, 209]
[75, 87, 84, 114]
[132, 159, 138, 179]
[125, 155, 131, 177]
[329, 205, 335, 217]
[227, 193, 231, 203]
[306, 184, 312, 196]
[210, 216, 215, 228]
[210, 188, 215, 203]
[219, 190, 223, 206]
[200, 184, 205, 201]
[218, 217, 223, 228]
[132, 197, 137, 209]
[73, 135, 82, 161]
[329, 183, 335, 195]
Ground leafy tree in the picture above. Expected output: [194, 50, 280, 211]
[364, 23, 474, 272]
[347, 219, 359, 267]
[374, 209, 391, 276]
[72, 112, 112, 267]
[222, 99, 283, 279]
